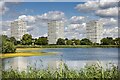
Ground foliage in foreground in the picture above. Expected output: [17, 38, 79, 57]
[1, 35, 16, 53]
[2, 63, 120, 79]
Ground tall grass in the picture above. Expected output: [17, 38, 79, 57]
[2, 62, 120, 79]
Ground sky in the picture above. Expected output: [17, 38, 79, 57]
[0, 0, 119, 39]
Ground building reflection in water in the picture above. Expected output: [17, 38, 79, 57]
[3, 57, 28, 71]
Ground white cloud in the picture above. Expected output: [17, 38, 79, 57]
[2, 31, 7, 35]
[65, 16, 87, 39]
[99, 2, 118, 9]
[96, 7, 118, 17]
[2, 28, 10, 37]
[65, 23, 86, 39]
[37, 11, 65, 21]
[77, 0, 119, 10]
[1, 21, 12, 31]
[70, 16, 88, 24]
[18, 15, 36, 23]
[75, 1, 99, 12]
[100, 0, 119, 2]
[75, 0, 118, 18]
[98, 18, 117, 27]
[99, 0, 119, 8]
[103, 27, 119, 38]
[98, 18, 118, 38]
[41, 33, 48, 37]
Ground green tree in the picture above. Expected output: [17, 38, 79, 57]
[80, 38, 92, 45]
[34, 38, 38, 44]
[72, 39, 80, 45]
[101, 37, 114, 45]
[57, 38, 65, 45]
[66, 40, 72, 45]
[41, 37, 48, 45]
[114, 38, 120, 45]
[0, 35, 16, 53]
[35, 37, 48, 45]
[2, 41, 16, 53]
[21, 34, 32, 45]
[10, 37, 17, 45]
[2, 35, 9, 42]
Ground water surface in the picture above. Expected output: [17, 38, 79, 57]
[3, 48, 118, 71]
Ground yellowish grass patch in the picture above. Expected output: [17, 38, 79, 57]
[0, 52, 56, 59]
[0, 48, 56, 59]
[16, 48, 42, 51]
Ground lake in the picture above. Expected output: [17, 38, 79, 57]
[2, 48, 118, 71]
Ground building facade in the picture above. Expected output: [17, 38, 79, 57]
[48, 21, 64, 44]
[86, 20, 103, 43]
[11, 19, 27, 41]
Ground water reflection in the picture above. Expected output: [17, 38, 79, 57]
[2, 48, 118, 71]
[2, 57, 118, 71]
[3, 57, 28, 71]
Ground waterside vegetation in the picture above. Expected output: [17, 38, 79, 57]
[0, 34, 120, 54]
[0, 48, 56, 59]
[2, 62, 120, 79]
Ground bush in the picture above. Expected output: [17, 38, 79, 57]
[2, 41, 16, 53]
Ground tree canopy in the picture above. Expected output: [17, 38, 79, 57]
[10, 37, 17, 45]
[80, 38, 92, 45]
[35, 37, 48, 45]
[101, 37, 114, 45]
[57, 38, 65, 45]
[1, 35, 16, 53]
[114, 38, 120, 45]
[21, 34, 32, 45]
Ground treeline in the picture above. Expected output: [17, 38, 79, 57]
[11, 34, 120, 45]
[0, 34, 120, 53]
[56, 37, 120, 45]
[0, 34, 48, 53]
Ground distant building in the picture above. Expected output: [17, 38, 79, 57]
[86, 20, 103, 43]
[11, 19, 27, 41]
[48, 20, 64, 44]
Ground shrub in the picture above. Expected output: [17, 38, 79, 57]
[2, 41, 16, 53]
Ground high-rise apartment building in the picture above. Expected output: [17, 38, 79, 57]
[48, 20, 64, 44]
[86, 20, 103, 43]
[11, 19, 27, 41]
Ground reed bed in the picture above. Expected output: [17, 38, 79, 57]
[2, 62, 120, 79]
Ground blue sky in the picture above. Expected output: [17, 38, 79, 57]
[1, 1, 119, 39]
[3, 2, 87, 20]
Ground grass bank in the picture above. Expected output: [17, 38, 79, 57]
[16, 45, 119, 48]
[0, 48, 56, 59]
[2, 63, 119, 79]
[16, 48, 42, 50]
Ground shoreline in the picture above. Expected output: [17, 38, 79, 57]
[16, 45, 119, 48]
[1, 46, 119, 59]
[1, 52, 56, 59]
[0, 48, 57, 59]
